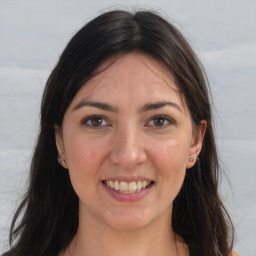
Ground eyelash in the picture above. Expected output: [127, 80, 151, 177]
[81, 114, 175, 129]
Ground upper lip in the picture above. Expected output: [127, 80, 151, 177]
[102, 176, 154, 182]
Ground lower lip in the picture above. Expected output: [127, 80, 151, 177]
[102, 182, 153, 202]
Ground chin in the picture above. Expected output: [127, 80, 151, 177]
[103, 208, 153, 230]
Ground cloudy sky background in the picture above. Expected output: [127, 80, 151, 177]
[0, 0, 255, 255]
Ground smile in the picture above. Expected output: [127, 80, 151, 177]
[102, 180, 153, 193]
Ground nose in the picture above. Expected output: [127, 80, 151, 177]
[109, 125, 147, 168]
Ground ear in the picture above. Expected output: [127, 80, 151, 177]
[55, 125, 68, 168]
[186, 120, 207, 169]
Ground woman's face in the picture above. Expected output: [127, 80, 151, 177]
[56, 52, 206, 230]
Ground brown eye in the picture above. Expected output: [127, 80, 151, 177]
[146, 115, 174, 128]
[90, 117, 103, 126]
[153, 117, 165, 126]
[82, 115, 109, 128]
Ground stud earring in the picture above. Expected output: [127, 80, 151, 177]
[58, 156, 66, 165]
[189, 158, 194, 162]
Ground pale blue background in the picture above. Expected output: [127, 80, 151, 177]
[1, 0, 256, 255]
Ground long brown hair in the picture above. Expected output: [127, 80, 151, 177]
[8, 10, 234, 256]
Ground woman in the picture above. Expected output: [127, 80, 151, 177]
[4, 10, 236, 256]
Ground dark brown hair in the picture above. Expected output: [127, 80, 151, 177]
[8, 10, 234, 256]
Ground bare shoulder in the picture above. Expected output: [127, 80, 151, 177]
[232, 252, 240, 256]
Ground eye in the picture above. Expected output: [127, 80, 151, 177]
[82, 115, 110, 128]
[146, 115, 174, 128]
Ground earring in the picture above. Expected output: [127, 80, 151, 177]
[189, 157, 194, 162]
[58, 156, 66, 165]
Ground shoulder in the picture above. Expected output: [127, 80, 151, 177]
[232, 252, 240, 256]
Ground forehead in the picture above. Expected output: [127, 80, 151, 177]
[69, 52, 187, 111]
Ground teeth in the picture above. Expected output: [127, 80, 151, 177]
[137, 181, 142, 190]
[142, 181, 147, 188]
[104, 180, 152, 193]
[128, 181, 137, 193]
[120, 181, 128, 191]
[114, 181, 119, 191]
[109, 180, 114, 189]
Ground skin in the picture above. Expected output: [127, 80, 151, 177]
[56, 52, 206, 256]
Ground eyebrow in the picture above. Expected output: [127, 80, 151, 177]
[72, 100, 118, 112]
[141, 101, 183, 113]
[72, 100, 183, 113]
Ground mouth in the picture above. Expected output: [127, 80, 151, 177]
[102, 180, 154, 193]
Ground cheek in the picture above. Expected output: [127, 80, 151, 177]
[64, 136, 108, 194]
[149, 137, 190, 195]
[66, 134, 105, 168]
[150, 136, 191, 170]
